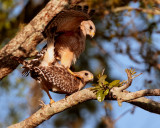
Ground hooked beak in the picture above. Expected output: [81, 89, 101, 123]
[89, 31, 95, 38]
[90, 75, 94, 81]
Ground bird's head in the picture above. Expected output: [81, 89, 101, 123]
[74, 70, 94, 82]
[74, 70, 93, 91]
[80, 20, 96, 38]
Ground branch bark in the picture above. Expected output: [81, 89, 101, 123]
[0, 0, 82, 80]
[112, 6, 160, 15]
[8, 87, 160, 128]
[119, 69, 132, 91]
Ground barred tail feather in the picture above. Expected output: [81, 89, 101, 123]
[11, 56, 31, 77]
[22, 68, 30, 77]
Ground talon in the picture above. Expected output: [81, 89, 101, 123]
[65, 94, 70, 99]
[67, 68, 83, 79]
[49, 99, 55, 106]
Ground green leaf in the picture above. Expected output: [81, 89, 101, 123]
[98, 82, 103, 87]
[96, 90, 105, 102]
[93, 86, 101, 90]
[109, 80, 120, 88]
[91, 86, 102, 92]
[104, 89, 109, 96]
[98, 75, 107, 87]
[103, 81, 109, 85]
[98, 75, 107, 82]
[97, 74, 101, 79]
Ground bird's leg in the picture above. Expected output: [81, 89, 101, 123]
[46, 90, 55, 105]
[67, 68, 83, 79]
[42, 86, 55, 105]
[60, 49, 83, 79]
[65, 94, 71, 99]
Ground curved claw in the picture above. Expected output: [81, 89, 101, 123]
[49, 99, 55, 106]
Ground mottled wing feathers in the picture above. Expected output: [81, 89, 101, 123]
[13, 55, 82, 94]
[33, 66, 81, 94]
[21, 46, 47, 76]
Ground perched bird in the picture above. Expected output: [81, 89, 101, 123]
[17, 5, 95, 104]
[39, 5, 96, 77]
[13, 57, 93, 104]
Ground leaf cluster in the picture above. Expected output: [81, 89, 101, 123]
[92, 74, 120, 102]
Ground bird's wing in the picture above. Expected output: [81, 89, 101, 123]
[42, 5, 94, 37]
[21, 45, 47, 76]
[39, 66, 81, 94]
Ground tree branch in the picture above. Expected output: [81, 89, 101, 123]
[0, 0, 82, 80]
[112, 6, 160, 15]
[128, 97, 160, 114]
[8, 87, 160, 128]
[122, 89, 160, 101]
[118, 69, 132, 91]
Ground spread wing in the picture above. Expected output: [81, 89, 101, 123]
[42, 5, 95, 37]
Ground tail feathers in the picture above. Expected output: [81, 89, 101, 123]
[22, 68, 30, 77]
[71, 5, 95, 17]
[11, 56, 33, 77]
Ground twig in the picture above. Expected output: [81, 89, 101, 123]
[119, 69, 132, 91]
[112, 6, 160, 15]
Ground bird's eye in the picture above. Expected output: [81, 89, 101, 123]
[85, 72, 88, 76]
[90, 26, 93, 30]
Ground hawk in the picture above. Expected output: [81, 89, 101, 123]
[39, 5, 96, 78]
[13, 57, 93, 104]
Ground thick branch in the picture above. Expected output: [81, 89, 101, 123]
[0, 0, 82, 80]
[8, 88, 160, 128]
[129, 97, 160, 114]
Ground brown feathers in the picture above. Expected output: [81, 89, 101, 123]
[42, 5, 96, 68]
